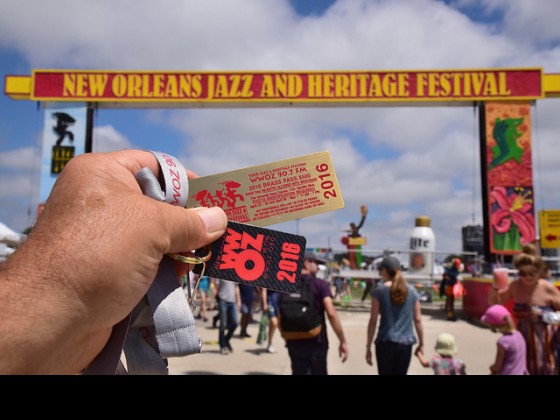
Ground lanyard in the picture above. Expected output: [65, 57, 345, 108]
[84, 151, 201, 374]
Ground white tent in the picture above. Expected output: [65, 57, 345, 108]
[0, 221, 26, 246]
[0, 222, 26, 261]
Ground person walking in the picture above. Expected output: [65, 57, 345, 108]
[481, 304, 528, 375]
[238, 283, 255, 338]
[415, 333, 467, 375]
[261, 287, 281, 353]
[366, 256, 424, 375]
[443, 258, 462, 321]
[195, 275, 211, 322]
[280, 251, 349, 375]
[216, 279, 240, 355]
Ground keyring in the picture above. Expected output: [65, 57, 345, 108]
[166, 246, 211, 309]
[166, 245, 212, 265]
[178, 259, 207, 310]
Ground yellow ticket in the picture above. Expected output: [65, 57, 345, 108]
[187, 150, 345, 226]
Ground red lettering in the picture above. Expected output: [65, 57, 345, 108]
[162, 154, 177, 167]
[230, 249, 265, 281]
[219, 228, 243, 269]
[219, 228, 265, 280]
[240, 232, 264, 251]
[169, 168, 182, 205]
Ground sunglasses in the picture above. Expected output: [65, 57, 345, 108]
[518, 269, 537, 277]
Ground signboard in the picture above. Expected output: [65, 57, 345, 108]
[29, 68, 543, 105]
[348, 237, 366, 246]
[40, 103, 86, 202]
[539, 210, 560, 249]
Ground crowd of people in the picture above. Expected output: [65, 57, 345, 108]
[183, 248, 560, 376]
[2, 149, 560, 375]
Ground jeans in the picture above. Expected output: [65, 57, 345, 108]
[287, 343, 328, 375]
[218, 300, 238, 349]
[375, 340, 413, 375]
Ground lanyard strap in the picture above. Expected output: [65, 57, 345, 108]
[84, 151, 201, 374]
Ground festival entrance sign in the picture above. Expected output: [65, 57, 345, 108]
[13, 68, 548, 105]
[4, 68, 560, 262]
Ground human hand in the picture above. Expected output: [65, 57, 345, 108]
[0, 150, 227, 373]
[365, 347, 373, 366]
[339, 341, 349, 363]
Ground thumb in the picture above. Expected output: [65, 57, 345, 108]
[162, 205, 228, 254]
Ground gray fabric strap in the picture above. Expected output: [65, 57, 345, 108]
[137, 151, 189, 207]
[146, 260, 201, 358]
[84, 150, 200, 374]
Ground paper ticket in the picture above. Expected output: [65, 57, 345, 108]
[187, 150, 345, 226]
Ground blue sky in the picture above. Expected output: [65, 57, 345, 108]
[1, 0, 560, 257]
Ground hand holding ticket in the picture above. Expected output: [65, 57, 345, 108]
[187, 151, 345, 293]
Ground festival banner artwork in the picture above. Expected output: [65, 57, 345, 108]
[484, 102, 535, 254]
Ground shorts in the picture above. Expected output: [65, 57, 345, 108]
[334, 278, 343, 293]
[241, 302, 253, 315]
[198, 276, 210, 294]
[267, 291, 280, 318]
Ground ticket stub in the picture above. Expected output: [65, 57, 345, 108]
[187, 150, 345, 226]
[193, 221, 306, 293]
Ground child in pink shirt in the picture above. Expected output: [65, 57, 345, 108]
[482, 304, 528, 375]
[415, 333, 467, 375]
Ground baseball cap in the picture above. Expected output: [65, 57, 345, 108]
[434, 333, 458, 356]
[481, 304, 511, 326]
[304, 251, 326, 265]
[377, 256, 401, 272]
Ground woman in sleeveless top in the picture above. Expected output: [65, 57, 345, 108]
[489, 252, 560, 375]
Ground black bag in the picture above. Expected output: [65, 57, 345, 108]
[279, 277, 322, 340]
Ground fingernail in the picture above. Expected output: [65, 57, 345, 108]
[194, 207, 227, 233]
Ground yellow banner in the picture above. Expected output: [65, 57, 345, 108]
[29, 68, 543, 104]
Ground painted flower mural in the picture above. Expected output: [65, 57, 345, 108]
[490, 186, 535, 252]
[485, 103, 535, 255]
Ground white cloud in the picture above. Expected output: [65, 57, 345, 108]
[482, 0, 560, 45]
[0, 147, 37, 171]
[92, 125, 133, 152]
[1, 0, 559, 257]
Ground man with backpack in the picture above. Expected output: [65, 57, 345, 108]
[278, 251, 349, 375]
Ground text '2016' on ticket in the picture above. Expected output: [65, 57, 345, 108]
[187, 150, 345, 226]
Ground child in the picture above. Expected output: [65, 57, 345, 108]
[481, 304, 528, 375]
[415, 333, 467, 375]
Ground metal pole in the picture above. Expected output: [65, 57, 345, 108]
[478, 102, 492, 267]
[85, 105, 94, 153]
